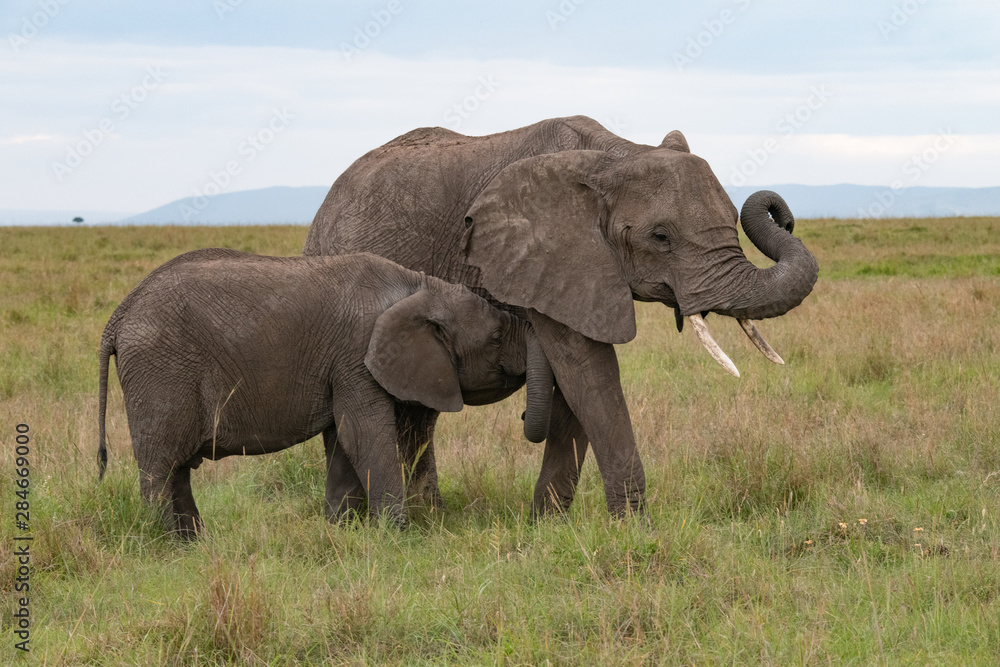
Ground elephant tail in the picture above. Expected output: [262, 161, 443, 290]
[98, 338, 114, 481]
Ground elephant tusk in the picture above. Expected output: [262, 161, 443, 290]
[688, 314, 740, 378]
[738, 319, 785, 365]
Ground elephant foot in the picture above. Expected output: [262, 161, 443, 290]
[170, 512, 203, 539]
[407, 473, 443, 509]
[606, 490, 646, 519]
[530, 483, 575, 520]
[327, 506, 365, 529]
[370, 508, 408, 531]
[140, 465, 204, 538]
[424, 488, 443, 509]
[325, 489, 367, 527]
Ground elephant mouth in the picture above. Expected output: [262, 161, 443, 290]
[650, 273, 783, 377]
[643, 283, 783, 379]
[683, 311, 784, 378]
[461, 376, 525, 406]
[631, 281, 678, 306]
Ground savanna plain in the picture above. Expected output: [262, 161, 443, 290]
[1, 218, 999, 665]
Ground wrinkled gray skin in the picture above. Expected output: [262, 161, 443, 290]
[304, 115, 819, 517]
[97, 249, 541, 535]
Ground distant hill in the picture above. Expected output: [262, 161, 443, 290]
[117, 185, 329, 225]
[4, 184, 1000, 227]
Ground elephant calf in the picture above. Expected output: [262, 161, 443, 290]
[98, 248, 552, 535]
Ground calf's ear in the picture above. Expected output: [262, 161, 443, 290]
[365, 290, 464, 413]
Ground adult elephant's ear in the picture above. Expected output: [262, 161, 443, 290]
[660, 130, 690, 152]
[461, 150, 635, 344]
[365, 291, 464, 413]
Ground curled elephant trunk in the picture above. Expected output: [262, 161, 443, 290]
[687, 190, 818, 376]
[729, 190, 819, 321]
[523, 328, 553, 443]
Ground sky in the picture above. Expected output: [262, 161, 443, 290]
[1, 0, 998, 214]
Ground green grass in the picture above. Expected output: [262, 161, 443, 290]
[1, 218, 999, 664]
[764, 216, 1000, 279]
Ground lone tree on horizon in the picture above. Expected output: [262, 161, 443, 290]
[72, 217, 84, 224]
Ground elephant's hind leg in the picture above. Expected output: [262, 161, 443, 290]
[135, 464, 186, 537]
[125, 383, 206, 535]
[169, 465, 203, 537]
[137, 462, 202, 538]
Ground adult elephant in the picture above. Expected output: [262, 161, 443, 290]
[304, 115, 818, 517]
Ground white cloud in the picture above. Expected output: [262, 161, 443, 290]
[698, 133, 1000, 188]
[0, 134, 58, 145]
[1, 41, 998, 212]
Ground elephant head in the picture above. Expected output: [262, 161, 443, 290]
[364, 280, 554, 438]
[460, 134, 818, 376]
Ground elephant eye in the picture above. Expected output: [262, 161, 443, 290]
[651, 231, 669, 243]
[491, 329, 503, 347]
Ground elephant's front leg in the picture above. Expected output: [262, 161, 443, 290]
[532, 386, 589, 516]
[528, 310, 646, 517]
[395, 404, 442, 507]
[332, 382, 408, 528]
[322, 424, 366, 522]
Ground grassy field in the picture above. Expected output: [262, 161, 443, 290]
[1, 218, 999, 665]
